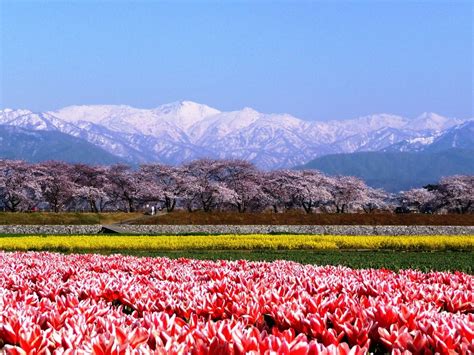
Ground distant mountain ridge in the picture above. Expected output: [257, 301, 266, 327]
[299, 122, 474, 191]
[0, 125, 125, 165]
[384, 121, 474, 153]
[0, 102, 471, 169]
[298, 148, 474, 192]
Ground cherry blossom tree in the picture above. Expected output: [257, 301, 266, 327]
[70, 164, 110, 212]
[0, 158, 470, 215]
[399, 188, 436, 213]
[428, 175, 474, 214]
[260, 170, 332, 213]
[329, 176, 370, 213]
[261, 170, 298, 212]
[104, 164, 142, 212]
[361, 188, 391, 213]
[36, 161, 76, 212]
[292, 170, 333, 213]
[213, 160, 266, 212]
[0, 160, 40, 212]
[138, 164, 182, 212]
[180, 159, 236, 212]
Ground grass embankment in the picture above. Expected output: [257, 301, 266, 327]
[0, 212, 142, 225]
[130, 211, 474, 226]
[1, 234, 472, 273]
[1, 212, 473, 226]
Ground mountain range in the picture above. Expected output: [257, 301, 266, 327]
[0, 125, 125, 165]
[0, 101, 472, 171]
[298, 148, 474, 192]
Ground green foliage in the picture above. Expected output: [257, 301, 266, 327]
[299, 148, 474, 192]
[78, 249, 474, 274]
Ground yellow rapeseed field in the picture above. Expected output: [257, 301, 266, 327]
[0, 234, 472, 252]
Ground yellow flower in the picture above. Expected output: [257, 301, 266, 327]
[0, 234, 472, 252]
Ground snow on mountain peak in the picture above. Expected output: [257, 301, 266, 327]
[2, 103, 470, 169]
[155, 100, 217, 112]
[1, 108, 33, 117]
[48, 101, 220, 136]
[241, 107, 258, 113]
[416, 112, 445, 120]
[353, 113, 407, 126]
[49, 105, 137, 124]
[407, 112, 462, 131]
[152, 100, 221, 129]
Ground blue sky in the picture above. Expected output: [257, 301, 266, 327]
[1, 1, 472, 121]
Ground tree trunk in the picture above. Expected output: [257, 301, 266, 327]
[302, 201, 312, 214]
[201, 195, 213, 212]
[168, 199, 176, 212]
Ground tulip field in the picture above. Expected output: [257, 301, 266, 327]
[1, 251, 473, 354]
[1, 234, 473, 271]
[0, 234, 473, 353]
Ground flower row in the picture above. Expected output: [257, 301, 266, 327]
[0, 234, 473, 253]
[0, 252, 473, 353]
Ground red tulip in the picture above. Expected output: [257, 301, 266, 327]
[0, 252, 472, 353]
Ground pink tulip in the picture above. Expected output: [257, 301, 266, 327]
[0, 252, 472, 353]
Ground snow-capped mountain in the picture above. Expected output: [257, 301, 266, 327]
[329, 127, 425, 154]
[0, 109, 79, 133]
[407, 112, 465, 132]
[426, 120, 474, 151]
[0, 102, 471, 169]
[384, 120, 474, 153]
[0, 125, 125, 165]
[51, 101, 220, 137]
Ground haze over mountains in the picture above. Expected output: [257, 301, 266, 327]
[299, 148, 474, 192]
[1, 101, 472, 173]
[0, 125, 125, 165]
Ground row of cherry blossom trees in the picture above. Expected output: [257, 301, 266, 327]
[0, 159, 472, 213]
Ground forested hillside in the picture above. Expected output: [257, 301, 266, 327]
[298, 148, 474, 192]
